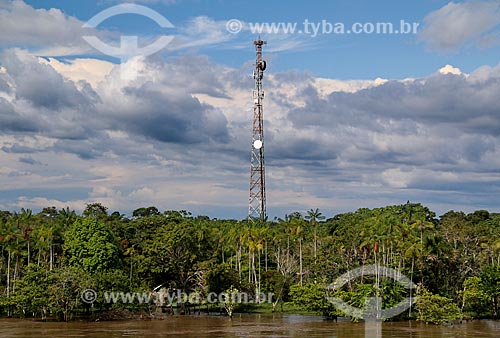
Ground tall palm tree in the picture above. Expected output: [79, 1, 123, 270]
[0, 220, 16, 298]
[33, 223, 55, 269]
[58, 207, 77, 227]
[19, 208, 33, 265]
[2, 218, 23, 298]
[286, 219, 304, 285]
[305, 208, 325, 260]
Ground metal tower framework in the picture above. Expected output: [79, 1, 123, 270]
[249, 39, 267, 220]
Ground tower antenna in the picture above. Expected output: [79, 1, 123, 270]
[248, 38, 267, 220]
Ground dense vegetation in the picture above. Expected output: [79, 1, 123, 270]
[1, 203, 499, 323]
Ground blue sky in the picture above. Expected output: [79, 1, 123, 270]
[2, 0, 500, 219]
[22, 0, 500, 78]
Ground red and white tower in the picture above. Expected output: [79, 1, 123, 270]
[248, 38, 267, 220]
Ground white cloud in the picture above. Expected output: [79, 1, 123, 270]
[166, 15, 320, 53]
[439, 64, 463, 75]
[0, 0, 95, 55]
[170, 16, 234, 50]
[40, 58, 115, 89]
[0, 1, 319, 61]
[419, 0, 500, 51]
[2, 47, 500, 217]
[313, 77, 388, 97]
[13, 197, 88, 212]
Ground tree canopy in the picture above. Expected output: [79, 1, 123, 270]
[0, 203, 499, 322]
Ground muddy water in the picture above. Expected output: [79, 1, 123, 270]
[0, 315, 499, 337]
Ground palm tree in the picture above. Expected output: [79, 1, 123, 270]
[287, 219, 304, 285]
[245, 226, 265, 298]
[58, 207, 77, 227]
[0, 220, 16, 299]
[305, 208, 325, 260]
[411, 219, 434, 281]
[19, 208, 33, 265]
[34, 223, 55, 269]
[2, 219, 23, 299]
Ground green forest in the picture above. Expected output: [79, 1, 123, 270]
[1, 202, 499, 324]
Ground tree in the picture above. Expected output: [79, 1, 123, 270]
[224, 285, 239, 318]
[48, 266, 91, 322]
[83, 203, 108, 219]
[1, 218, 24, 308]
[0, 211, 12, 223]
[143, 219, 209, 314]
[10, 264, 51, 319]
[262, 269, 291, 311]
[18, 209, 33, 266]
[305, 208, 325, 260]
[289, 283, 337, 318]
[480, 265, 500, 318]
[459, 276, 490, 318]
[41, 207, 58, 217]
[205, 262, 240, 296]
[147, 219, 206, 292]
[32, 222, 50, 268]
[132, 206, 160, 218]
[3, 203, 500, 322]
[63, 218, 121, 273]
[58, 207, 77, 227]
[415, 285, 462, 324]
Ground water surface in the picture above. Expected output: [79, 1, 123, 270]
[0, 315, 498, 337]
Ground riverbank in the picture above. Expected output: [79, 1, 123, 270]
[89, 302, 319, 321]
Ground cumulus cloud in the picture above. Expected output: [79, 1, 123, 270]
[2, 43, 500, 217]
[276, 64, 500, 214]
[439, 64, 463, 75]
[0, 49, 99, 142]
[40, 58, 114, 89]
[2, 50, 90, 110]
[0, 97, 38, 132]
[0, 0, 96, 55]
[289, 68, 500, 136]
[0, 49, 230, 146]
[93, 56, 231, 144]
[419, 0, 500, 51]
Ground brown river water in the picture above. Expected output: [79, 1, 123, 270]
[0, 315, 499, 337]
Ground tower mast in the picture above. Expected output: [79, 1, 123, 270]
[248, 38, 267, 220]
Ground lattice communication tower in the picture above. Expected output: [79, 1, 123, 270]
[248, 39, 267, 220]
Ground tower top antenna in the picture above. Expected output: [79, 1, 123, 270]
[254, 37, 267, 46]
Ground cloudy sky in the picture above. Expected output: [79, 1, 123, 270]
[1, 0, 500, 219]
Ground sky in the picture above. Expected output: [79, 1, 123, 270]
[1, 0, 500, 219]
